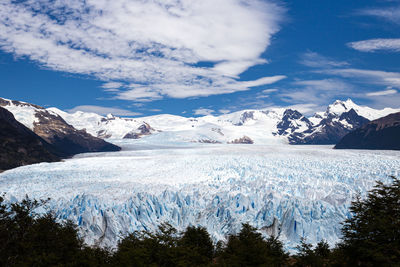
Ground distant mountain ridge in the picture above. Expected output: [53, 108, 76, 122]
[335, 112, 400, 150]
[2, 97, 399, 146]
[49, 99, 399, 145]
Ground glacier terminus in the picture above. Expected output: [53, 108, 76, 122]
[0, 139, 399, 252]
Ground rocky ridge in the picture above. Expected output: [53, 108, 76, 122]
[0, 98, 120, 157]
[335, 112, 400, 150]
[0, 107, 60, 171]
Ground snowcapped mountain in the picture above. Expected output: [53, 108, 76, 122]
[322, 99, 399, 121]
[2, 96, 399, 145]
[0, 106, 60, 171]
[49, 99, 400, 145]
[295, 99, 399, 145]
[49, 107, 290, 144]
[0, 98, 120, 156]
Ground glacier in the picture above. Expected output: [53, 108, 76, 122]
[0, 138, 399, 252]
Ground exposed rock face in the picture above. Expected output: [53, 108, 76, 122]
[335, 112, 400, 150]
[198, 139, 221, 144]
[339, 108, 370, 129]
[33, 111, 120, 156]
[291, 109, 370, 145]
[277, 109, 313, 135]
[123, 122, 155, 139]
[235, 111, 255, 126]
[228, 136, 254, 144]
[0, 98, 120, 157]
[0, 107, 60, 171]
[275, 109, 314, 144]
[211, 128, 224, 136]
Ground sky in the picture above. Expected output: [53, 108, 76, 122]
[0, 0, 400, 117]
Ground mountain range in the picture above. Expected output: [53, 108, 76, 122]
[49, 99, 398, 145]
[1, 97, 399, 147]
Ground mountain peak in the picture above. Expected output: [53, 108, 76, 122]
[333, 98, 355, 105]
[327, 98, 359, 117]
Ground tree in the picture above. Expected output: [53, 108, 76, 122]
[218, 223, 288, 266]
[338, 177, 400, 266]
[113, 222, 181, 267]
[177, 226, 214, 266]
[294, 238, 330, 267]
[0, 195, 111, 267]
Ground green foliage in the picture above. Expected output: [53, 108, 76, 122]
[177, 226, 215, 266]
[0, 195, 109, 267]
[294, 238, 330, 267]
[337, 176, 400, 266]
[112, 223, 215, 267]
[1, 176, 399, 266]
[112, 222, 180, 267]
[217, 223, 288, 266]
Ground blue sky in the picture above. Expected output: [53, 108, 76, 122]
[0, 0, 400, 117]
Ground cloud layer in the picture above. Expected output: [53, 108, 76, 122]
[67, 105, 142, 116]
[0, 0, 285, 101]
[348, 39, 400, 52]
[359, 5, 400, 25]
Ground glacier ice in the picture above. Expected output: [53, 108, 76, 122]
[0, 139, 399, 252]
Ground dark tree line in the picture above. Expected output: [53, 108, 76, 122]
[1, 177, 399, 266]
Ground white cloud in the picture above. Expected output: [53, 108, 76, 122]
[238, 75, 286, 88]
[218, 109, 231, 114]
[101, 82, 124, 89]
[277, 78, 354, 107]
[299, 52, 348, 68]
[101, 82, 124, 92]
[348, 39, 400, 52]
[365, 94, 400, 109]
[114, 75, 286, 101]
[293, 79, 353, 91]
[325, 68, 400, 87]
[0, 0, 285, 101]
[359, 6, 400, 24]
[67, 105, 142, 116]
[193, 108, 215, 116]
[262, 88, 278, 93]
[366, 89, 397, 96]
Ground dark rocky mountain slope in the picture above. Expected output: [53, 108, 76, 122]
[296, 109, 370, 145]
[335, 112, 400, 150]
[0, 107, 60, 171]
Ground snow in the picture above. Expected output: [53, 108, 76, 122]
[48, 99, 400, 145]
[48, 107, 288, 144]
[3, 98, 398, 145]
[0, 140, 399, 252]
[325, 99, 400, 120]
[0, 98, 39, 130]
